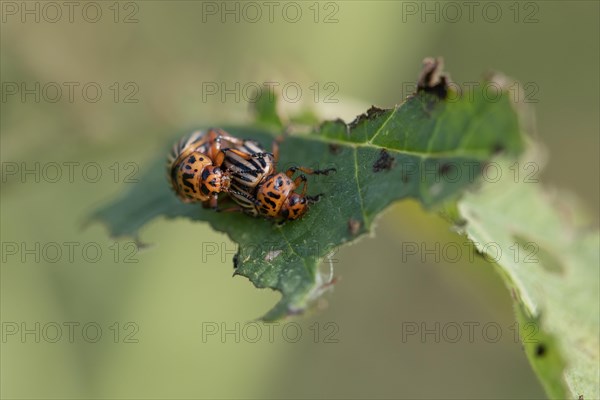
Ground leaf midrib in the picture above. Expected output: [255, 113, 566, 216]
[301, 132, 495, 160]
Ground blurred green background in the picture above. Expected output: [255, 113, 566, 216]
[1, 1, 598, 399]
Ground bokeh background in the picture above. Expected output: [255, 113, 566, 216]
[1, 1, 598, 399]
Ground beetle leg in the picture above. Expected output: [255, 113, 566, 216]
[202, 195, 219, 210]
[205, 128, 248, 160]
[292, 174, 308, 195]
[225, 148, 272, 160]
[285, 166, 336, 178]
[195, 129, 215, 148]
[211, 128, 248, 147]
[213, 150, 226, 167]
[230, 189, 262, 206]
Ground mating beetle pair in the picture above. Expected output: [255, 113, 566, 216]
[167, 128, 335, 221]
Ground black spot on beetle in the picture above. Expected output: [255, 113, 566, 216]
[267, 191, 281, 199]
[263, 197, 276, 208]
[373, 149, 396, 172]
[535, 343, 546, 358]
[275, 176, 283, 189]
[188, 155, 196, 164]
[182, 173, 195, 190]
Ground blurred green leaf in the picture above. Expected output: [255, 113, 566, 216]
[93, 66, 526, 321]
[514, 303, 568, 399]
[458, 154, 599, 399]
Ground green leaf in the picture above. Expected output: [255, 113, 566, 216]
[457, 153, 599, 399]
[93, 65, 526, 321]
[514, 303, 568, 399]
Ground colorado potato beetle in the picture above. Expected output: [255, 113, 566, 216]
[256, 166, 335, 221]
[167, 128, 272, 209]
[223, 139, 336, 221]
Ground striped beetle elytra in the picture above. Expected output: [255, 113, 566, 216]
[168, 128, 335, 221]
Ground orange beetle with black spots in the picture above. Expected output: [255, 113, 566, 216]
[167, 128, 335, 221]
[167, 128, 272, 209]
[224, 148, 336, 222]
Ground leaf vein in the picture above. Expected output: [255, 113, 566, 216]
[367, 107, 398, 144]
[353, 147, 368, 226]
